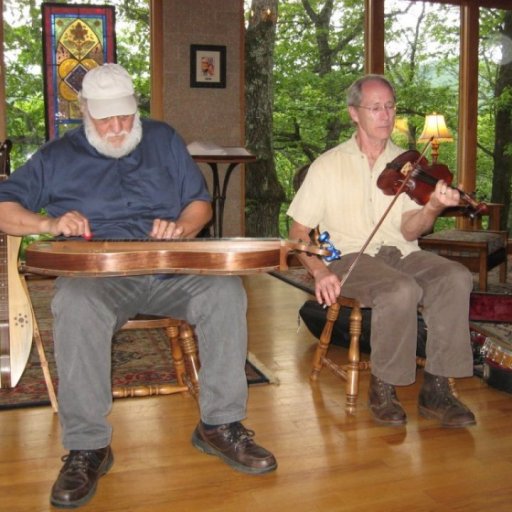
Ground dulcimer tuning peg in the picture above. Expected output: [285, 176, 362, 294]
[317, 231, 341, 262]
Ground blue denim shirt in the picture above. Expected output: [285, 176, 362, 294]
[0, 119, 211, 239]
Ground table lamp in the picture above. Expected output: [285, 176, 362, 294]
[418, 113, 453, 163]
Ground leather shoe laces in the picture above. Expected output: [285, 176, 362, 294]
[368, 374, 407, 426]
[216, 422, 255, 445]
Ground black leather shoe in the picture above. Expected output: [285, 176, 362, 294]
[191, 422, 277, 475]
[419, 371, 476, 428]
[50, 446, 113, 509]
[368, 374, 407, 426]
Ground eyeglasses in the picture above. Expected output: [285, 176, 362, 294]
[356, 103, 396, 115]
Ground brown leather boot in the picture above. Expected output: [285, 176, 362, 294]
[368, 374, 407, 426]
[418, 371, 476, 428]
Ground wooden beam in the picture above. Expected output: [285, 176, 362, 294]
[150, 0, 164, 120]
[364, 0, 385, 75]
[457, 3, 479, 191]
[457, 2, 479, 228]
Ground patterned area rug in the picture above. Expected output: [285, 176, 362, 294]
[0, 278, 272, 410]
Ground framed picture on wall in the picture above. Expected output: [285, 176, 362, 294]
[190, 44, 226, 88]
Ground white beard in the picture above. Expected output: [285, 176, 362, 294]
[84, 112, 143, 158]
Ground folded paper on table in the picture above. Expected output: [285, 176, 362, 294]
[187, 141, 252, 157]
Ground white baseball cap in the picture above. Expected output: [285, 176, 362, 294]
[80, 63, 138, 119]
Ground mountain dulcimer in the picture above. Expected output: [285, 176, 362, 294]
[24, 238, 331, 277]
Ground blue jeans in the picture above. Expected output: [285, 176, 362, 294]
[51, 274, 248, 450]
[329, 247, 474, 386]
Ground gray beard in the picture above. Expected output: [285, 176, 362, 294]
[84, 113, 143, 158]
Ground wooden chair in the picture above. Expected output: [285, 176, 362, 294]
[309, 295, 367, 414]
[35, 312, 200, 413]
[113, 315, 200, 399]
[271, 268, 369, 414]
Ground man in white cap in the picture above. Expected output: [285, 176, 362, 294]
[0, 63, 277, 509]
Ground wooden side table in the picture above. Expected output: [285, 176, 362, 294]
[419, 229, 508, 291]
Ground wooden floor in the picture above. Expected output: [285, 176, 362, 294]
[1, 273, 512, 512]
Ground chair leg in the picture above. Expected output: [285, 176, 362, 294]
[479, 250, 488, 291]
[165, 323, 186, 387]
[345, 304, 363, 415]
[179, 323, 200, 397]
[448, 377, 458, 398]
[310, 301, 341, 382]
[499, 258, 507, 284]
[114, 316, 195, 398]
[309, 299, 367, 414]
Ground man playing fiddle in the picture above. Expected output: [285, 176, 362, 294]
[0, 63, 276, 509]
[288, 74, 476, 428]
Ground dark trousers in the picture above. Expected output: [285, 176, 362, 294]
[51, 274, 248, 450]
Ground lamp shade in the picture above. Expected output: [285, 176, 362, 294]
[418, 113, 453, 142]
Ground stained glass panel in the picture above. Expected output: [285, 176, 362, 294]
[42, 3, 116, 140]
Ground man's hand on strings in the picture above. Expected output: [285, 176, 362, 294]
[150, 219, 184, 239]
[47, 211, 92, 239]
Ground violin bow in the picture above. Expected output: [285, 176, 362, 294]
[338, 138, 433, 289]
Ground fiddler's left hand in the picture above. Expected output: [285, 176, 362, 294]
[431, 180, 460, 209]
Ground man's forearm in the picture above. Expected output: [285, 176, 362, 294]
[175, 200, 212, 238]
[401, 204, 442, 241]
[0, 202, 50, 236]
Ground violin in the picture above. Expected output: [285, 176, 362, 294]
[377, 150, 488, 218]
